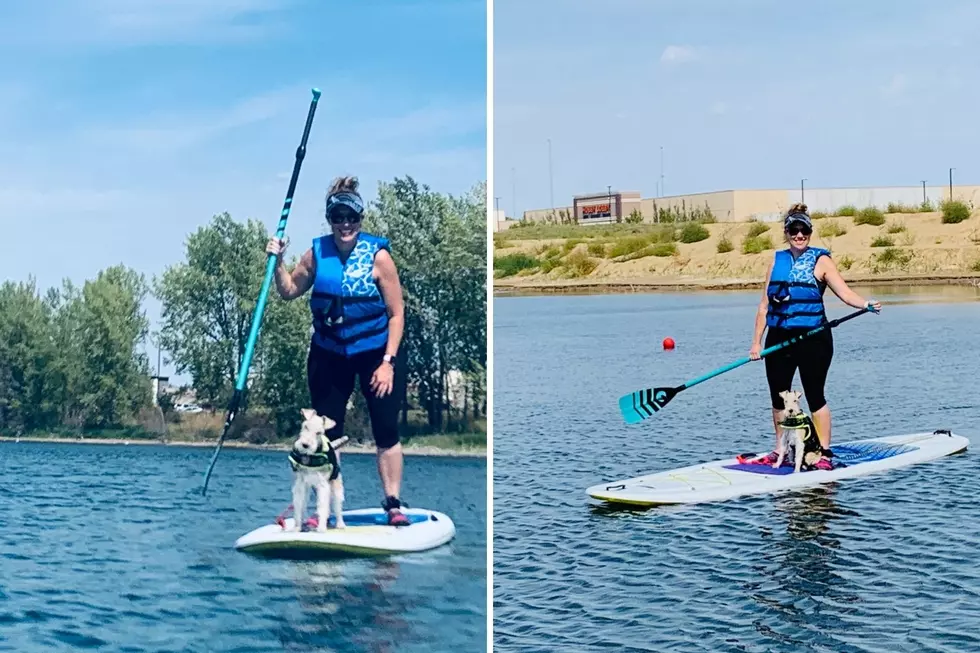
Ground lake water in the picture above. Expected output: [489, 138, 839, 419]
[492, 286, 980, 653]
[0, 444, 486, 652]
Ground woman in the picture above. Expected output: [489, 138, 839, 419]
[266, 175, 410, 526]
[746, 203, 882, 470]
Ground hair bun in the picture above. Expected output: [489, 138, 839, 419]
[328, 175, 359, 196]
[786, 202, 809, 216]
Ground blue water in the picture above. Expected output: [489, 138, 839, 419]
[493, 286, 980, 653]
[0, 444, 486, 652]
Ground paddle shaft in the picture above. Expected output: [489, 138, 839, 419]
[201, 88, 322, 496]
[680, 306, 874, 393]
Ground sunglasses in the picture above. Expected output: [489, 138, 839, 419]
[328, 208, 362, 225]
[786, 226, 812, 237]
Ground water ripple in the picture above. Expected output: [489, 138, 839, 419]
[494, 292, 980, 653]
[0, 444, 486, 652]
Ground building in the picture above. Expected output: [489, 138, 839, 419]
[519, 184, 980, 224]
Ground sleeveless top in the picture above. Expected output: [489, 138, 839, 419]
[765, 247, 830, 329]
[309, 232, 390, 356]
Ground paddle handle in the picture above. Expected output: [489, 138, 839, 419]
[682, 306, 873, 391]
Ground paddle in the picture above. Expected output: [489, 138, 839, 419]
[201, 88, 322, 496]
[619, 305, 877, 424]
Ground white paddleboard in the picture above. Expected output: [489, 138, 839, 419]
[235, 508, 456, 558]
[587, 430, 969, 506]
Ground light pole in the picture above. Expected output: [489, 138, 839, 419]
[921, 181, 926, 204]
[547, 139, 554, 213]
[511, 167, 516, 220]
[660, 146, 664, 197]
[800, 178, 806, 203]
[949, 168, 955, 201]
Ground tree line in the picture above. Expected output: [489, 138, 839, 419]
[0, 176, 487, 443]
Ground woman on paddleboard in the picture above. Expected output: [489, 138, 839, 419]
[747, 203, 882, 470]
[266, 176, 410, 526]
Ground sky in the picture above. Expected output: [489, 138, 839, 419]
[0, 0, 486, 384]
[494, 0, 980, 218]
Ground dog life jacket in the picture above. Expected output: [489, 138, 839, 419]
[779, 414, 815, 440]
[288, 434, 340, 480]
[309, 232, 391, 357]
[765, 247, 830, 329]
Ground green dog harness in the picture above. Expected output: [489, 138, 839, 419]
[288, 434, 340, 480]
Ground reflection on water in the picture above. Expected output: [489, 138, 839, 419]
[276, 560, 418, 653]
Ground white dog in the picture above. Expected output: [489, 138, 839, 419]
[288, 408, 347, 532]
[774, 390, 823, 473]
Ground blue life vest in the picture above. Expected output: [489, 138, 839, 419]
[765, 247, 830, 329]
[309, 232, 391, 356]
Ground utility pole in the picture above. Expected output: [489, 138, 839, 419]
[801, 178, 806, 203]
[512, 167, 516, 220]
[921, 181, 926, 204]
[660, 146, 664, 197]
[949, 168, 955, 201]
[547, 139, 554, 212]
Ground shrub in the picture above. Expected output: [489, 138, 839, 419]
[854, 207, 885, 226]
[651, 242, 678, 257]
[810, 211, 829, 220]
[838, 254, 855, 270]
[940, 199, 971, 224]
[971, 259, 980, 272]
[608, 236, 651, 258]
[835, 205, 857, 217]
[918, 200, 934, 212]
[871, 235, 894, 247]
[742, 235, 774, 254]
[747, 222, 770, 238]
[587, 242, 606, 257]
[886, 202, 916, 214]
[494, 253, 538, 277]
[818, 220, 847, 238]
[871, 247, 913, 271]
[886, 222, 906, 234]
[717, 236, 734, 253]
[564, 250, 599, 276]
[679, 222, 710, 243]
[624, 209, 644, 224]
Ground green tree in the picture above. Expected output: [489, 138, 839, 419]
[154, 212, 268, 409]
[366, 177, 487, 432]
[74, 266, 152, 428]
[0, 278, 58, 434]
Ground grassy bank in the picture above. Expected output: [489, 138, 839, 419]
[494, 203, 980, 293]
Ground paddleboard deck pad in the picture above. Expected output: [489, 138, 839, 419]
[235, 508, 456, 558]
[587, 430, 969, 506]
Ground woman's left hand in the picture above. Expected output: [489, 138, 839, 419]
[371, 361, 395, 397]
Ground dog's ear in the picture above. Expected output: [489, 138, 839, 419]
[301, 408, 316, 421]
[794, 391, 802, 400]
[321, 416, 336, 431]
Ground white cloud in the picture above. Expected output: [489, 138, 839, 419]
[0, 0, 291, 48]
[78, 85, 304, 154]
[660, 45, 697, 65]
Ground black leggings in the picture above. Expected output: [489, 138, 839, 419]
[307, 343, 402, 449]
[764, 326, 833, 412]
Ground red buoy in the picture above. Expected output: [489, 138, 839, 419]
[663, 337, 676, 350]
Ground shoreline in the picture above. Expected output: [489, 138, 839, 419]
[493, 273, 980, 296]
[0, 436, 487, 458]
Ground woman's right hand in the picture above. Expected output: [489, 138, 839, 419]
[749, 342, 762, 360]
[266, 237, 288, 259]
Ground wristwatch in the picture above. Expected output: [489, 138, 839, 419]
[383, 354, 396, 367]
